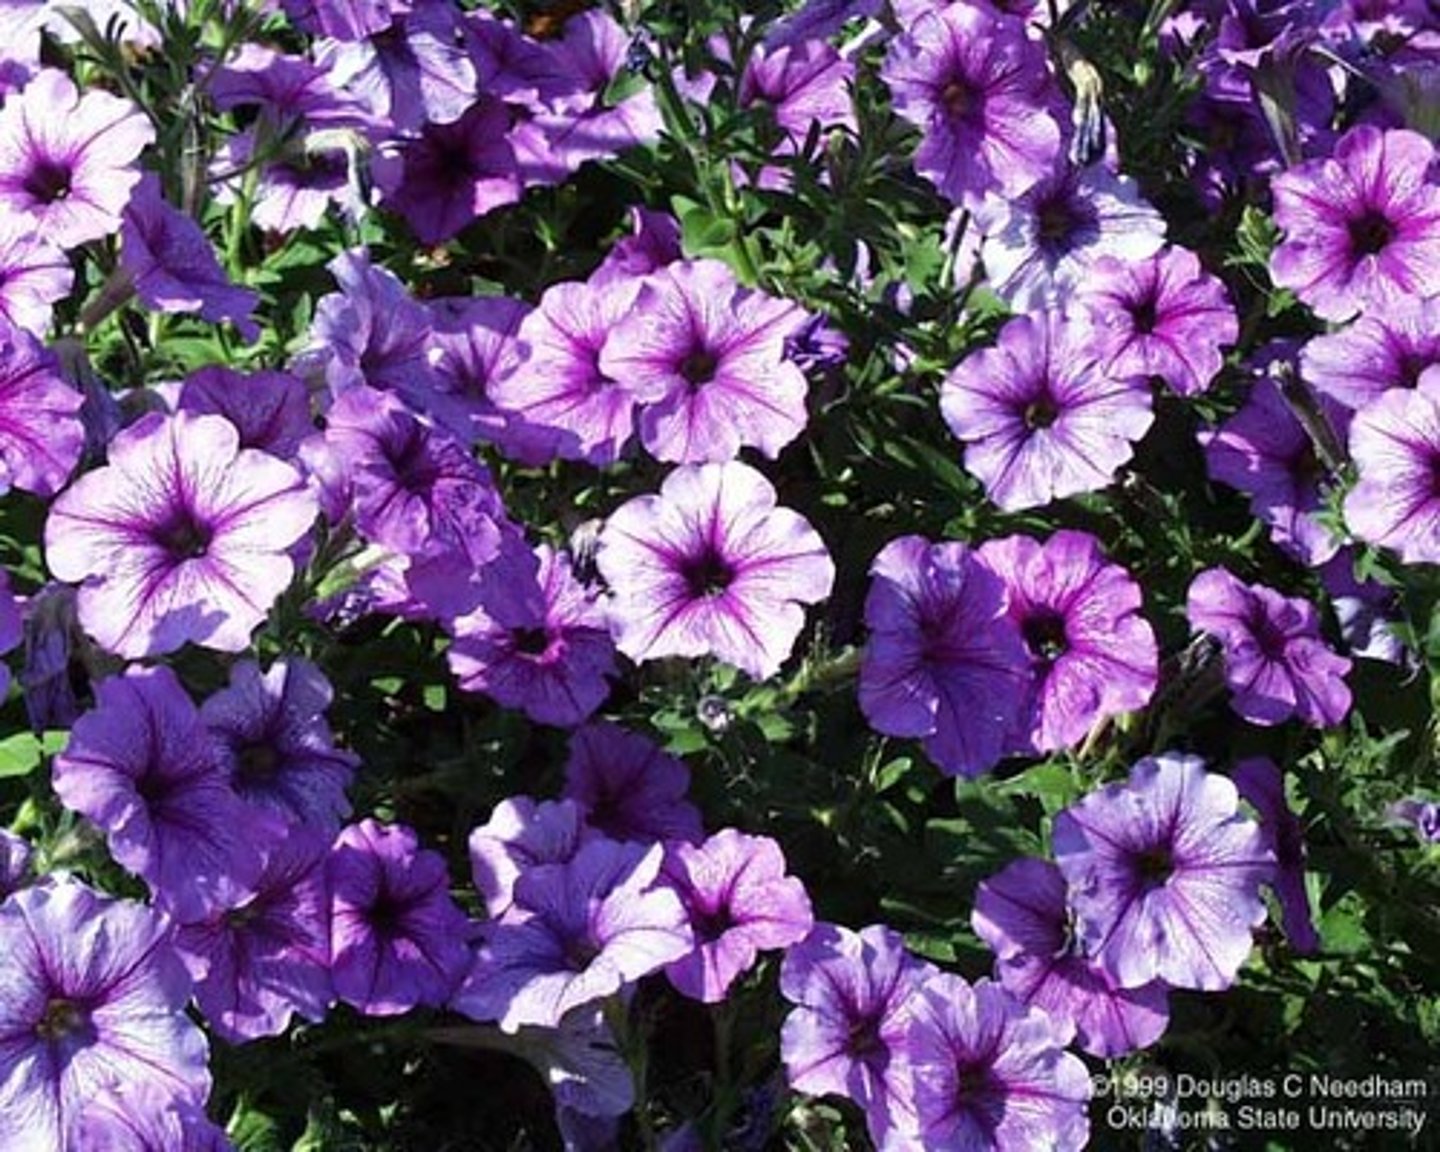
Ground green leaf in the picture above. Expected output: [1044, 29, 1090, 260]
[0, 733, 44, 778]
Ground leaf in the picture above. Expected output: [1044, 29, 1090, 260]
[0, 733, 44, 778]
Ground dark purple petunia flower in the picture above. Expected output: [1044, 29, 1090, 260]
[908, 970, 1092, 1151]
[1053, 752, 1276, 991]
[0, 68, 154, 250]
[120, 174, 260, 341]
[448, 538, 617, 727]
[1299, 299, 1440, 412]
[468, 796, 590, 918]
[45, 411, 317, 659]
[1233, 757, 1320, 954]
[52, 666, 270, 922]
[941, 313, 1154, 512]
[0, 566, 22, 701]
[596, 461, 834, 680]
[177, 366, 314, 460]
[589, 207, 683, 290]
[1344, 369, 1440, 563]
[662, 829, 814, 1003]
[881, 2, 1062, 211]
[452, 838, 693, 1032]
[0, 828, 31, 898]
[0, 879, 210, 1150]
[0, 218, 72, 337]
[328, 818, 472, 1016]
[0, 318, 84, 498]
[562, 722, 704, 845]
[200, 658, 359, 836]
[1187, 567, 1352, 727]
[779, 922, 930, 1150]
[175, 830, 334, 1043]
[859, 535, 1030, 778]
[282, 0, 409, 41]
[1270, 125, 1440, 321]
[1318, 549, 1408, 666]
[18, 582, 81, 732]
[972, 857, 1169, 1059]
[975, 530, 1158, 754]
[1077, 246, 1238, 396]
[600, 259, 811, 464]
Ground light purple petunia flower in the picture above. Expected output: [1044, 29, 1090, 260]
[941, 313, 1154, 512]
[52, 666, 270, 922]
[595, 461, 834, 680]
[738, 38, 856, 187]
[972, 857, 1169, 1059]
[468, 796, 590, 919]
[200, 658, 359, 836]
[0, 828, 31, 898]
[0, 318, 84, 498]
[0, 218, 72, 337]
[662, 828, 814, 1003]
[1270, 125, 1440, 322]
[859, 535, 1030, 778]
[282, 0, 408, 41]
[1343, 368, 1440, 563]
[908, 970, 1092, 1151]
[0, 68, 154, 250]
[562, 722, 704, 845]
[44, 410, 318, 659]
[1201, 367, 1349, 566]
[448, 538, 617, 727]
[1187, 567, 1353, 728]
[1233, 757, 1320, 955]
[779, 922, 930, 1150]
[76, 1081, 233, 1152]
[177, 366, 314, 460]
[600, 259, 811, 464]
[0, 879, 211, 1151]
[1053, 752, 1276, 991]
[328, 818, 472, 1017]
[975, 530, 1158, 754]
[488, 276, 654, 465]
[976, 164, 1167, 312]
[451, 838, 693, 1032]
[880, 2, 1063, 210]
[1077, 246, 1238, 396]
[175, 829, 334, 1044]
[1299, 299, 1440, 411]
[120, 173, 260, 341]
[589, 207, 682, 290]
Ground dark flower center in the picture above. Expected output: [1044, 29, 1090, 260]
[1021, 610, 1068, 663]
[1398, 352, 1434, 391]
[564, 933, 601, 972]
[152, 510, 212, 561]
[512, 626, 552, 656]
[692, 901, 735, 944]
[1249, 608, 1291, 660]
[35, 997, 90, 1044]
[24, 159, 72, 204]
[1129, 292, 1160, 335]
[366, 891, 408, 937]
[680, 348, 719, 388]
[954, 1059, 997, 1103]
[844, 1012, 885, 1059]
[134, 767, 172, 807]
[940, 78, 972, 118]
[1133, 845, 1174, 891]
[680, 547, 735, 598]
[1023, 397, 1059, 430]
[1348, 209, 1394, 258]
[389, 429, 439, 494]
[237, 740, 282, 785]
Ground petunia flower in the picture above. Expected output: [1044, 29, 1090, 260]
[1299, 298, 1440, 412]
[0, 318, 85, 498]
[1343, 368, 1440, 563]
[1233, 757, 1320, 954]
[176, 366, 314, 460]
[562, 722, 704, 845]
[1186, 567, 1352, 728]
[0, 828, 31, 899]
[1052, 752, 1276, 991]
[0, 218, 72, 337]
[75, 1082, 232, 1152]
[596, 461, 833, 680]
[44, 411, 318, 659]
[468, 796, 590, 919]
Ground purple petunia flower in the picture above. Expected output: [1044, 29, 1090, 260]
[1077, 246, 1238, 396]
[52, 666, 270, 922]
[1388, 797, 1440, 843]
[0, 218, 72, 337]
[1318, 549, 1409, 666]
[0, 318, 84, 498]
[177, 366, 314, 460]
[76, 1081, 232, 1152]
[0, 69, 154, 250]
[972, 857, 1169, 1059]
[1187, 567, 1352, 728]
[18, 582, 81, 732]
[1053, 753, 1276, 991]
[880, 2, 1063, 210]
[662, 829, 814, 1003]
[779, 922, 930, 1149]
[282, 0, 408, 41]
[448, 538, 617, 727]
[562, 722, 704, 845]
[468, 796, 590, 918]
[200, 658, 359, 836]
[1344, 369, 1440, 563]
[45, 411, 317, 659]
[860, 535, 1030, 778]
[0, 828, 31, 898]
[738, 39, 856, 187]
[0, 880, 211, 1151]
[589, 207, 682, 290]
[1233, 757, 1320, 954]
[1299, 299, 1440, 412]
[975, 530, 1158, 754]
[328, 818, 472, 1017]
[1270, 125, 1440, 322]
[942, 313, 1154, 512]
[600, 259, 811, 464]
[596, 461, 834, 681]
[175, 830, 334, 1044]
[452, 838, 693, 1032]
[907, 970, 1092, 1151]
